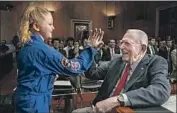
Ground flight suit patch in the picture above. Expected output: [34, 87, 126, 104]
[61, 57, 80, 71]
[70, 61, 80, 71]
[61, 57, 71, 68]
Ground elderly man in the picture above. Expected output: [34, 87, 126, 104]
[72, 29, 171, 113]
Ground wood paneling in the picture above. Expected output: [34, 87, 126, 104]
[0, 11, 17, 42]
[0, 1, 175, 43]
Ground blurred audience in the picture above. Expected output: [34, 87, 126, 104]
[64, 37, 74, 58]
[52, 38, 66, 56]
[101, 39, 120, 61]
[0, 40, 9, 52]
[171, 48, 176, 81]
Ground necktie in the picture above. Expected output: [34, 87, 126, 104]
[111, 48, 115, 57]
[112, 48, 115, 55]
[112, 64, 131, 96]
[167, 48, 170, 61]
[149, 45, 154, 55]
[152, 46, 155, 55]
[110, 48, 113, 56]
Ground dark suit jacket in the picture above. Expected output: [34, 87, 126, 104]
[171, 49, 176, 79]
[68, 48, 82, 59]
[146, 45, 158, 55]
[158, 46, 168, 59]
[85, 54, 171, 107]
[158, 46, 174, 73]
[57, 49, 66, 57]
[94, 50, 102, 64]
[101, 47, 120, 61]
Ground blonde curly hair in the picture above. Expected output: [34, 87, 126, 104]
[19, 2, 50, 44]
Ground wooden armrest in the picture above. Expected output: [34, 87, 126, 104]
[116, 107, 135, 113]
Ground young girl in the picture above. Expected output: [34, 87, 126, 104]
[14, 3, 104, 113]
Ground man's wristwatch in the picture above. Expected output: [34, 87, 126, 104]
[117, 95, 125, 106]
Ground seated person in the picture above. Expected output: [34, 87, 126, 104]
[72, 29, 171, 113]
[12, 35, 20, 49]
[52, 38, 66, 56]
[101, 39, 121, 61]
[171, 48, 176, 81]
[0, 40, 9, 52]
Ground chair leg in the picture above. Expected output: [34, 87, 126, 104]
[77, 93, 83, 108]
[64, 95, 75, 113]
[76, 88, 83, 108]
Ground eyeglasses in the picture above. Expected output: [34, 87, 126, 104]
[118, 40, 132, 47]
[118, 40, 141, 48]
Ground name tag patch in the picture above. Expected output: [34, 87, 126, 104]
[62, 57, 71, 68]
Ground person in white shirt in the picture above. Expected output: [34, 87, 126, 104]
[63, 37, 74, 58]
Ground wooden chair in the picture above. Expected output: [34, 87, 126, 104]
[116, 107, 135, 113]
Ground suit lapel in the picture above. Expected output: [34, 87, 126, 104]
[124, 55, 150, 91]
[107, 48, 111, 56]
[97, 58, 125, 99]
[106, 61, 125, 96]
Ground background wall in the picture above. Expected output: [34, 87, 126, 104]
[0, 1, 175, 43]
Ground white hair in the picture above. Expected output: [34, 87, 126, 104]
[126, 29, 148, 46]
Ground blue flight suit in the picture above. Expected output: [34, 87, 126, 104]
[14, 33, 97, 113]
